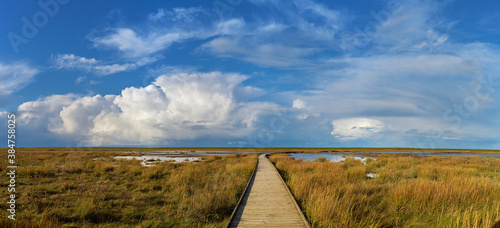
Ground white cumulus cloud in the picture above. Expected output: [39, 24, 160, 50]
[331, 118, 384, 140]
[18, 94, 79, 126]
[292, 99, 307, 109]
[17, 71, 278, 146]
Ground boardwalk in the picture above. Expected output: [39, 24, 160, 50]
[228, 154, 310, 228]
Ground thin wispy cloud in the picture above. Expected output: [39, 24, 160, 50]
[51, 54, 156, 76]
[0, 62, 39, 95]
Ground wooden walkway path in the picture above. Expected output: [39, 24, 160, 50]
[227, 154, 310, 228]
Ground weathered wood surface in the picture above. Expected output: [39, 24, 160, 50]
[227, 154, 310, 228]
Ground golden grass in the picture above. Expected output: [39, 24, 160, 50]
[0, 149, 257, 227]
[269, 154, 500, 228]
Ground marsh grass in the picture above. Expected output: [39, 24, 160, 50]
[270, 154, 500, 228]
[0, 149, 257, 227]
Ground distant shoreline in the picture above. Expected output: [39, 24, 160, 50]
[7, 147, 500, 154]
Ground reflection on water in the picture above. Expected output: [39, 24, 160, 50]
[428, 153, 500, 157]
[112, 150, 261, 166]
[290, 153, 370, 163]
[359, 152, 500, 158]
[289, 152, 500, 163]
[117, 150, 260, 156]
[114, 156, 201, 166]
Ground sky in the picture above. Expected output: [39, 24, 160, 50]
[0, 0, 499, 148]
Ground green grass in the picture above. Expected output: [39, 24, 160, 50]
[0, 149, 257, 227]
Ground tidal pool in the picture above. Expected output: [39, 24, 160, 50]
[358, 152, 500, 158]
[117, 150, 261, 156]
[114, 155, 202, 166]
[289, 153, 370, 163]
[289, 152, 500, 163]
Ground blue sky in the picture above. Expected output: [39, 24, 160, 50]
[1, 0, 499, 148]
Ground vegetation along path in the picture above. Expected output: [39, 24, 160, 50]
[227, 154, 310, 228]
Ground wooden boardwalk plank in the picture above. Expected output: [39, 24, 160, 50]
[227, 154, 310, 228]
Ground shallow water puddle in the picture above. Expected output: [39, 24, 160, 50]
[359, 152, 500, 158]
[289, 153, 370, 163]
[114, 155, 201, 166]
